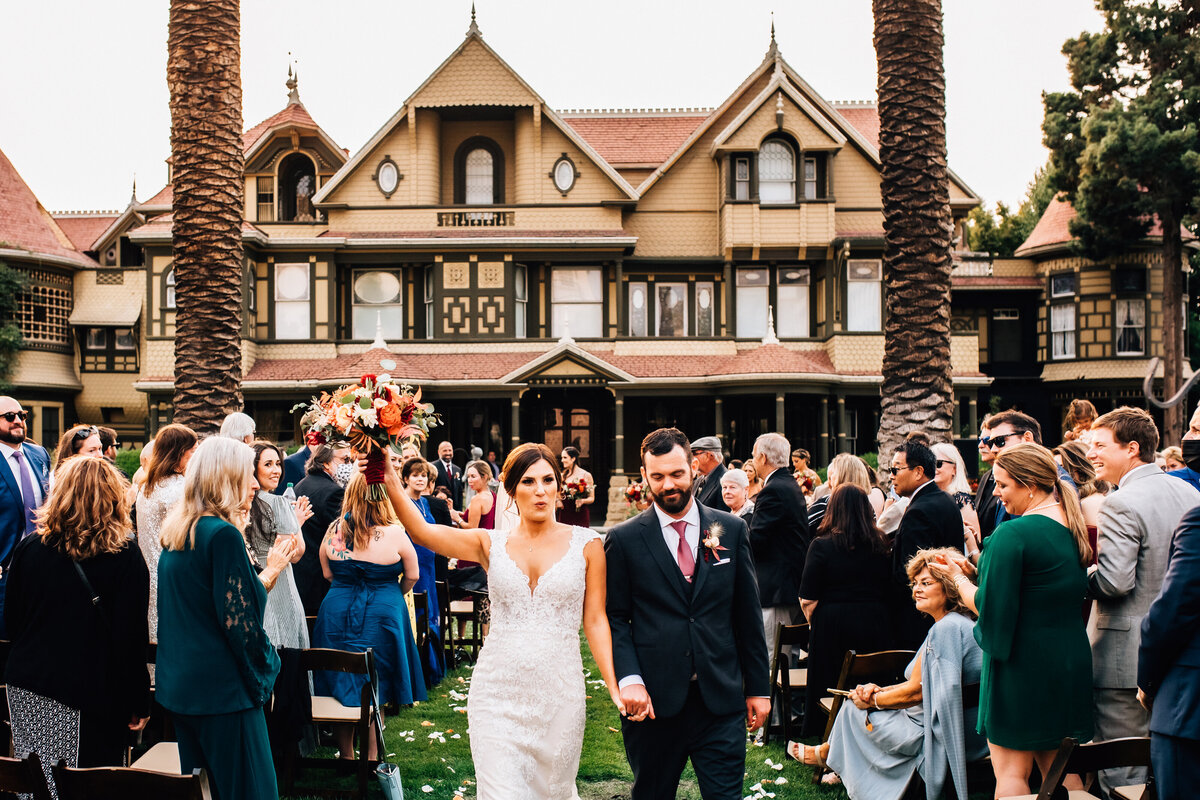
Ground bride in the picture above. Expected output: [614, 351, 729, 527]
[380, 443, 623, 799]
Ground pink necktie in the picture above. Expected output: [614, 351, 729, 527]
[671, 520, 694, 582]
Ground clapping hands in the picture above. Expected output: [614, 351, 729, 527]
[292, 495, 314, 527]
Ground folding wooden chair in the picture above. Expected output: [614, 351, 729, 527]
[449, 588, 488, 663]
[1001, 736, 1156, 800]
[51, 761, 211, 800]
[763, 622, 808, 745]
[413, 591, 430, 657]
[434, 580, 457, 668]
[0, 751, 52, 800]
[813, 648, 916, 782]
[285, 647, 384, 799]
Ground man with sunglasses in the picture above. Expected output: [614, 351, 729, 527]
[0, 397, 51, 638]
[981, 410, 1076, 532]
[972, 424, 1001, 541]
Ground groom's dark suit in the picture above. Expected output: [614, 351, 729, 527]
[606, 501, 769, 799]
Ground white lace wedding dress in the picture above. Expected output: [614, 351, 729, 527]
[468, 526, 598, 799]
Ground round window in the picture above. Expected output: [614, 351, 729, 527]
[698, 287, 711, 310]
[276, 265, 309, 300]
[553, 157, 576, 193]
[354, 271, 401, 304]
[632, 286, 645, 310]
[377, 160, 399, 196]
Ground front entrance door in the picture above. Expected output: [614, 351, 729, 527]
[521, 387, 612, 524]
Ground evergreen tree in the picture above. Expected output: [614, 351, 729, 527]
[1042, 0, 1200, 441]
[966, 165, 1056, 257]
[0, 262, 26, 390]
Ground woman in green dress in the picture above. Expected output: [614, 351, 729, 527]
[156, 436, 297, 800]
[933, 442, 1093, 798]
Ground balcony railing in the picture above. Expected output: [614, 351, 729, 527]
[437, 210, 515, 228]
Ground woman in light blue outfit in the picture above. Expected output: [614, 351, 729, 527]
[789, 548, 987, 800]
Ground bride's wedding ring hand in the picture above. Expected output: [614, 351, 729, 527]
[608, 687, 627, 717]
[620, 684, 655, 722]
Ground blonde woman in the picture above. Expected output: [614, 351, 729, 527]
[930, 442, 983, 560]
[155, 437, 294, 800]
[5, 457, 151, 795]
[806, 452, 871, 528]
[932, 443, 1093, 797]
[314, 471, 426, 759]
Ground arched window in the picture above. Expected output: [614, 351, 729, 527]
[758, 139, 796, 204]
[164, 267, 176, 310]
[453, 137, 505, 205]
[278, 152, 317, 221]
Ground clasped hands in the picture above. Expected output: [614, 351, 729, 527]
[851, 683, 881, 710]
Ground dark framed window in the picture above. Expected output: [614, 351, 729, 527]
[163, 267, 176, 310]
[278, 153, 317, 221]
[1115, 298, 1146, 356]
[1114, 266, 1147, 293]
[256, 176, 275, 221]
[735, 266, 811, 338]
[453, 137, 505, 205]
[729, 154, 756, 201]
[1051, 303, 1076, 359]
[990, 308, 1022, 362]
[351, 269, 403, 340]
[1050, 272, 1077, 298]
[80, 326, 138, 372]
[758, 139, 796, 204]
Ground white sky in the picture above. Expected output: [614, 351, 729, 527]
[0, 0, 1103, 214]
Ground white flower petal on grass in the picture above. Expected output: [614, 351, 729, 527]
[764, 758, 774, 766]
[774, 777, 788, 785]
[771, 762, 783, 770]
[421, 786, 433, 793]
[451, 733, 461, 739]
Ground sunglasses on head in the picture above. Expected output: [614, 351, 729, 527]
[72, 426, 98, 440]
[1, 411, 29, 423]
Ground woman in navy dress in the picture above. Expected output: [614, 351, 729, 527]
[400, 456, 444, 687]
[314, 471, 426, 760]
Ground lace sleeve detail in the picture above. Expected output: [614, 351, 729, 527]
[210, 522, 280, 706]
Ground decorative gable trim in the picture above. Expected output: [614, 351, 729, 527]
[709, 73, 847, 153]
[501, 341, 634, 385]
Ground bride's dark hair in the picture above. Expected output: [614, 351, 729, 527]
[501, 443, 561, 497]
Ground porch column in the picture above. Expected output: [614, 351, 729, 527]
[967, 394, 979, 437]
[775, 391, 786, 434]
[818, 396, 830, 465]
[836, 394, 848, 454]
[613, 391, 625, 475]
[952, 393, 962, 439]
[511, 390, 523, 452]
[714, 396, 724, 447]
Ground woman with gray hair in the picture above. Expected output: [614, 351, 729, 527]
[719, 467, 754, 521]
[930, 442, 981, 559]
[807, 452, 873, 529]
[219, 412, 256, 444]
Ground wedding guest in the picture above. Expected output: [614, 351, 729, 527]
[278, 433, 313, 496]
[5, 456, 150, 796]
[53, 424, 104, 469]
[792, 548, 987, 800]
[934, 443, 1094, 797]
[97, 426, 119, 463]
[742, 461, 763, 500]
[294, 443, 351, 615]
[791, 448, 822, 497]
[315, 472, 426, 758]
[806, 453, 872, 530]
[432, 440, 463, 510]
[719, 467, 754, 521]
[861, 457, 888, 517]
[690, 436, 730, 513]
[973, 423, 1001, 540]
[1054, 440, 1109, 564]
[248, 441, 313, 648]
[1167, 401, 1200, 492]
[450, 460, 495, 635]
[157, 437, 287, 800]
[748, 432, 811, 663]
[485, 450, 501, 478]
[1161, 446, 1185, 472]
[889, 435, 963, 649]
[400, 457, 445, 687]
[1086, 406, 1200, 795]
[931, 442, 982, 559]
[557, 447, 595, 526]
[0, 396, 51, 638]
[797, 484, 893, 736]
[1062, 398, 1098, 444]
[135, 423, 197, 640]
[219, 411, 256, 444]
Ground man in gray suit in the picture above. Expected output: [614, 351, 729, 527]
[1088, 406, 1200, 795]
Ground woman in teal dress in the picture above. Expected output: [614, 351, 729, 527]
[935, 442, 1093, 798]
[156, 437, 298, 800]
[314, 471, 426, 761]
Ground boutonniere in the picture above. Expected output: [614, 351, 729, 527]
[701, 522, 727, 562]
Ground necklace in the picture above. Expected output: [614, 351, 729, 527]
[1027, 497, 1059, 514]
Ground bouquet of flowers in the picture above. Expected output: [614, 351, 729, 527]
[293, 362, 438, 499]
[562, 478, 589, 503]
[624, 481, 647, 504]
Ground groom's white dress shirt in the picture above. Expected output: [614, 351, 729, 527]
[617, 501, 702, 691]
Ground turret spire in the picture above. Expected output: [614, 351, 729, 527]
[765, 12, 779, 60]
[467, 3, 480, 35]
[286, 59, 302, 105]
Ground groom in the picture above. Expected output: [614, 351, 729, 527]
[606, 427, 770, 799]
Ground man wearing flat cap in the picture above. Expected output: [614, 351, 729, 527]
[689, 436, 730, 514]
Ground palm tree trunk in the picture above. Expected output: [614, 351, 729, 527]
[167, 0, 244, 432]
[873, 0, 955, 457]
[1160, 203, 1184, 444]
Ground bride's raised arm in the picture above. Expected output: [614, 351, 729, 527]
[581, 537, 625, 716]
[375, 452, 492, 568]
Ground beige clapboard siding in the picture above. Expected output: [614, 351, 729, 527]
[626, 211, 719, 258]
[721, 92, 841, 150]
[76, 372, 146, 420]
[409, 37, 537, 108]
[831, 147, 883, 207]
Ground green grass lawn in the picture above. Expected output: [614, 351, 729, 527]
[286, 634, 849, 800]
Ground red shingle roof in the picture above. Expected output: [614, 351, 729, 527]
[561, 114, 709, 166]
[52, 213, 119, 253]
[1015, 194, 1198, 257]
[320, 229, 629, 240]
[144, 184, 172, 207]
[0, 147, 94, 267]
[243, 102, 320, 153]
[831, 103, 880, 150]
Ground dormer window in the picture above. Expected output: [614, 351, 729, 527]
[278, 153, 317, 221]
[758, 139, 795, 204]
[454, 137, 505, 205]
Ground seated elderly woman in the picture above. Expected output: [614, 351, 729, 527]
[719, 467, 754, 521]
[789, 547, 987, 800]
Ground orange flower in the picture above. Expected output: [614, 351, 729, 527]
[378, 402, 407, 435]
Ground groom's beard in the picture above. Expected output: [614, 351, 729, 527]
[649, 480, 693, 514]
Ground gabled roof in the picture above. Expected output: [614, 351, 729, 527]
[830, 102, 879, 150]
[559, 111, 709, 167]
[709, 68, 847, 151]
[52, 211, 120, 253]
[1014, 194, 1199, 258]
[242, 99, 345, 166]
[500, 341, 635, 385]
[313, 24, 638, 205]
[0, 146, 95, 268]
